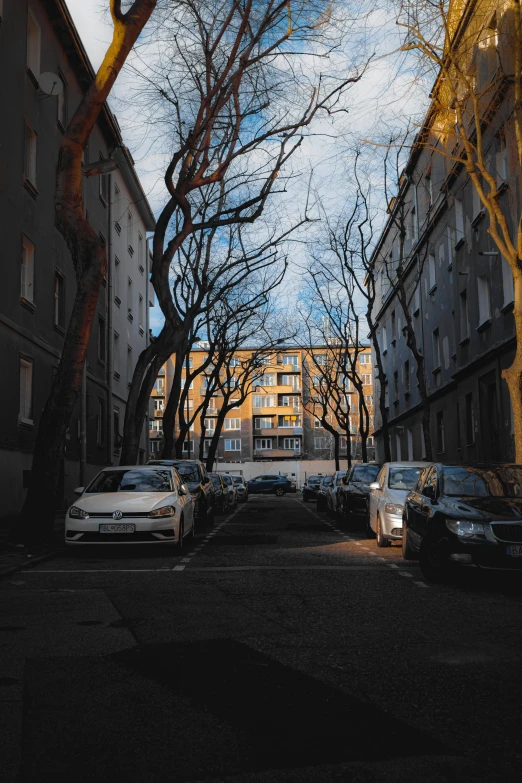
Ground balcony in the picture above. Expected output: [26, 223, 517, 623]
[149, 429, 163, 439]
[254, 426, 302, 436]
[254, 448, 301, 458]
[153, 408, 164, 418]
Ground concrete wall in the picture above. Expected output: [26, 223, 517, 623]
[210, 460, 350, 487]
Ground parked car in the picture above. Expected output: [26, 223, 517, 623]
[148, 459, 215, 527]
[220, 473, 238, 508]
[316, 475, 333, 511]
[368, 462, 424, 547]
[247, 475, 295, 496]
[326, 471, 348, 519]
[232, 475, 249, 501]
[209, 473, 229, 514]
[402, 463, 522, 581]
[337, 463, 382, 530]
[65, 465, 194, 548]
[302, 475, 323, 502]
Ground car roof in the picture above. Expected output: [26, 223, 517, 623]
[107, 465, 172, 471]
[385, 462, 426, 468]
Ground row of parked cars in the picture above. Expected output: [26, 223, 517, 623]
[65, 460, 297, 549]
[304, 462, 522, 582]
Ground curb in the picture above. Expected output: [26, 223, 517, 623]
[0, 546, 65, 581]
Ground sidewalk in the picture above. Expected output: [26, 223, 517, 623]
[0, 515, 65, 579]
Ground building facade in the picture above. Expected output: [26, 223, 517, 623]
[149, 345, 374, 465]
[369, 1, 517, 464]
[0, 0, 155, 524]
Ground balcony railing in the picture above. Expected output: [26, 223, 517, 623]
[149, 429, 163, 439]
[153, 408, 164, 418]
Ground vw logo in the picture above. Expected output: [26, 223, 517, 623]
[112, 510, 123, 520]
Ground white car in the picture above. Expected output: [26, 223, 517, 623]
[368, 462, 424, 547]
[65, 465, 195, 547]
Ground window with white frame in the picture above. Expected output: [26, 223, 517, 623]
[361, 374, 371, 386]
[138, 295, 144, 331]
[278, 415, 301, 427]
[253, 394, 276, 408]
[501, 256, 514, 308]
[154, 397, 164, 412]
[255, 438, 272, 450]
[359, 353, 371, 364]
[21, 236, 34, 302]
[154, 376, 165, 392]
[284, 438, 300, 452]
[150, 440, 160, 453]
[227, 376, 238, 388]
[24, 123, 37, 185]
[428, 254, 436, 291]
[312, 375, 323, 387]
[255, 417, 273, 428]
[281, 374, 299, 389]
[150, 418, 163, 432]
[284, 354, 299, 367]
[26, 9, 41, 78]
[382, 325, 387, 352]
[340, 436, 348, 450]
[225, 439, 241, 451]
[477, 276, 491, 324]
[182, 441, 194, 453]
[204, 418, 215, 434]
[229, 357, 240, 367]
[314, 418, 323, 428]
[19, 357, 33, 422]
[257, 373, 276, 386]
[314, 436, 331, 450]
[225, 418, 240, 430]
[313, 354, 327, 366]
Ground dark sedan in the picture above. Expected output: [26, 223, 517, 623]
[337, 463, 382, 529]
[247, 475, 296, 496]
[316, 475, 333, 511]
[403, 463, 522, 581]
[209, 473, 229, 514]
[302, 475, 323, 502]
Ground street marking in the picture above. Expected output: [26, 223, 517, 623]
[414, 580, 429, 588]
[387, 563, 399, 568]
[398, 571, 414, 578]
[172, 565, 185, 572]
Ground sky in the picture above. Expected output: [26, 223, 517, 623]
[64, 0, 429, 335]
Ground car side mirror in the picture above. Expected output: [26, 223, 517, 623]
[74, 487, 85, 495]
[369, 482, 380, 490]
[180, 484, 189, 495]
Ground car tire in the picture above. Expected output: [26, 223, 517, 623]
[402, 520, 416, 560]
[275, 487, 285, 497]
[419, 535, 452, 582]
[376, 515, 390, 548]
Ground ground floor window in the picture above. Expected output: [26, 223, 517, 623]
[255, 438, 272, 450]
[225, 439, 241, 451]
[283, 438, 300, 453]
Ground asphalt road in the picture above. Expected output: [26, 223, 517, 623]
[1, 493, 522, 782]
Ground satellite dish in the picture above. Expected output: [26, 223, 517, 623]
[39, 72, 64, 96]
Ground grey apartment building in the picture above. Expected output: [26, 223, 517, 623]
[370, 8, 517, 464]
[0, 0, 155, 524]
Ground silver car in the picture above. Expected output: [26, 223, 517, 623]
[368, 462, 424, 547]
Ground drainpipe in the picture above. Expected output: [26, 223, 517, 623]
[80, 362, 87, 486]
[145, 235, 153, 460]
[106, 172, 114, 465]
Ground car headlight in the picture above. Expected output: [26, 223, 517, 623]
[446, 520, 486, 538]
[384, 503, 403, 516]
[148, 505, 176, 518]
[69, 506, 89, 519]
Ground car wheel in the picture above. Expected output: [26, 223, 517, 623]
[376, 515, 390, 548]
[177, 518, 184, 551]
[419, 535, 452, 582]
[275, 487, 285, 497]
[402, 520, 416, 560]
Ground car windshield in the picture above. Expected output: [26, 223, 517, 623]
[388, 467, 421, 490]
[87, 469, 173, 493]
[352, 465, 381, 483]
[233, 477, 244, 485]
[308, 476, 322, 484]
[222, 475, 232, 485]
[335, 473, 346, 485]
[442, 466, 522, 497]
[322, 477, 333, 487]
[209, 475, 222, 487]
[174, 464, 201, 483]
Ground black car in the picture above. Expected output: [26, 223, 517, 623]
[403, 463, 522, 581]
[247, 475, 296, 496]
[316, 475, 333, 511]
[209, 473, 229, 514]
[337, 463, 382, 529]
[148, 459, 215, 527]
[232, 475, 249, 501]
[302, 475, 323, 502]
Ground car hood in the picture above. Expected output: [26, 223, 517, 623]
[441, 496, 522, 521]
[349, 481, 372, 496]
[74, 492, 176, 513]
[383, 487, 410, 504]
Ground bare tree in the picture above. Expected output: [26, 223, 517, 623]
[21, 0, 157, 541]
[120, 0, 369, 463]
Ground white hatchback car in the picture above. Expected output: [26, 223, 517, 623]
[65, 465, 195, 547]
[368, 463, 424, 547]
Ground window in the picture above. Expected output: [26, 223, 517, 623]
[477, 276, 491, 325]
[502, 256, 514, 308]
[154, 398, 164, 412]
[428, 254, 436, 292]
[465, 392, 475, 445]
[314, 354, 327, 366]
[362, 374, 371, 386]
[411, 286, 420, 316]
[204, 419, 215, 434]
[229, 357, 240, 367]
[359, 354, 371, 364]
[410, 206, 419, 242]
[57, 73, 67, 129]
[312, 375, 323, 387]
[256, 438, 272, 450]
[455, 198, 464, 244]
[255, 417, 273, 429]
[54, 272, 65, 329]
[150, 418, 163, 433]
[113, 332, 120, 378]
[278, 415, 301, 427]
[253, 394, 276, 408]
[150, 440, 160, 454]
[26, 9, 41, 78]
[436, 411, 445, 453]
[314, 419, 323, 428]
[225, 418, 240, 430]
[153, 376, 165, 392]
[19, 357, 33, 422]
[365, 394, 373, 404]
[96, 397, 106, 446]
[21, 236, 35, 302]
[225, 439, 241, 451]
[227, 376, 238, 389]
[284, 354, 299, 368]
[182, 441, 194, 453]
[403, 360, 410, 394]
[182, 377, 193, 390]
[257, 373, 276, 386]
[432, 328, 441, 369]
[24, 123, 37, 185]
[314, 436, 331, 450]
[284, 438, 300, 453]
[281, 374, 300, 389]
[459, 289, 470, 341]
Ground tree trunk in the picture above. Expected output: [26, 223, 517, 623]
[333, 432, 340, 471]
[368, 324, 391, 462]
[161, 349, 183, 458]
[205, 409, 228, 471]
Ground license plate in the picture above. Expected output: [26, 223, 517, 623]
[506, 545, 522, 557]
[99, 523, 135, 534]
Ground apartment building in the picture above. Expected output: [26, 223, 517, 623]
[369, 1, 517, 463]
[0, 0, 155, 523]
[149, 345, 374, 464]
